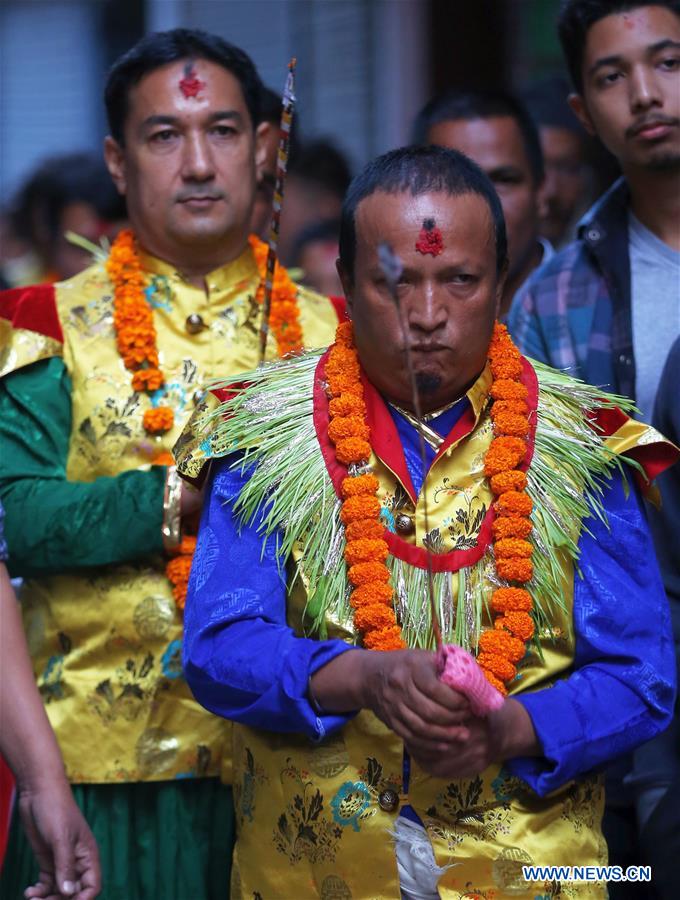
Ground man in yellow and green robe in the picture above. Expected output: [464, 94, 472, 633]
[178, 146, 677, 899]
[0, 27, 341, 900]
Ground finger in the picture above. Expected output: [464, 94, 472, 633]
[392, 701, 471, 743]
[413, 668, 472, 713]
[74, 837, 102, 900]
[404, 728, 471, 758]
[406, 690, 472, 728]
[51, 834, 77, 898]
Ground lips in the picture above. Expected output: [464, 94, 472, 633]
[629, 118, 678, 141]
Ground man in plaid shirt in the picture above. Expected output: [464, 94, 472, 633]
[509, 2, 680, 897]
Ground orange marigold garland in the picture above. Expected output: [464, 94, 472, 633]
[482, 322, 536, 694]
[108, 230, 304, 611]
[326, 320, 537, 679]
[248, 234, 303, 356]
[107, 229, 175, 435]
[327, 321, 405, 652]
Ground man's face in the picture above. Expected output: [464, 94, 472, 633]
[539, 126, 588, 244]
[571, 5, 680, 171]
[340, 190, 502, 413]
[427, 116, 540, 281]
[105, 59, 267, 263]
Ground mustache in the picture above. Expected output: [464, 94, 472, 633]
[626, 114, 680, 139]
[175, 186, 226, 202]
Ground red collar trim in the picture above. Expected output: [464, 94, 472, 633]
[313, 351, 539, 573]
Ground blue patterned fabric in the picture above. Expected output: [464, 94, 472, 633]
[184, 414, 676, 794]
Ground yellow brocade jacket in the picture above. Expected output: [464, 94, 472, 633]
[0, 244, 340, 783]
[176, 348, 676, 899]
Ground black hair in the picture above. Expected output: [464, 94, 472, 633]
[292, 218, 341, 266]
[104, 28, 264, 144]
[558, 0, 680, 92]
[11, 152, 125, 244]
[522, 75, 586, 135]
[288, 140, 352, 198]
[412, 89, 545, 185]
[338, 145, 508, 282]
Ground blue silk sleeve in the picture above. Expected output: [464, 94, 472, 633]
[507, 467, 677, 795]
[183, 456, 355, 741]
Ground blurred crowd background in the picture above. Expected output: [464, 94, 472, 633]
[0, 0, 618, 294]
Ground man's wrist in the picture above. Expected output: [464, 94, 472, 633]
[492, 698, 541, 760]
[310, 649, 370, 713]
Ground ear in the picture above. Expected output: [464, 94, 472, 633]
[104, 136, 127, 196]
[495, 258, 509, 317]
[254, 121, 271, 181]
[336, 258, 354, 316]
[568, 93, 596, 137]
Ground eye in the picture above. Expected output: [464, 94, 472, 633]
[212, 124, 238, 137]
[598, 70, 622, 87]
[150, 129, 177, 143]
[451, 273, 474, 285]
[659, 56, 680, 71]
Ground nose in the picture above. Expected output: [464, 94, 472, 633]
[406, 282, 448, 335]
[181, 131, 215, 182]
[629, 64, 662, 112]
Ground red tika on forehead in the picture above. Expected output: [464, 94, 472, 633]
[179, 64, 205, 99]
[415, 218, 444, 256]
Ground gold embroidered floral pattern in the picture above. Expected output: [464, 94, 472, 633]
[274, 759, 343, 864]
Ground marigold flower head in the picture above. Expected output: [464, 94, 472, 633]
[484, 436, 526, 476]
[328, 415, 370, 444]
[496, 556, 533, 582]
[334, 320, 354, 347]
[492, 399, 528, 417]
[477, 651, 516, 683]
[492, 411, 530, 437]
[490, 470, 527, 496]
[143, 406, 174, 433]
[495, 611, 535, 641]
[340, 494, 382, 524]
[490, 379, 528, 402]
[328, 373, 365, 398]
[344, 538, 389, 566]
[132, 367, 165, 392]
[341, 474, 380, 498]
[492, 516, 533, 540]
[495, 537, 533, 559]
[478, 629, 526, 663]
[353, 603, 398, 631]
[330, 395, 366, 418]
[363, 625, 405, 651]
[336, 436, 371, 465]
[346, 520, 384, 543]
[490, 357, 523, 380]
[491, 587, 533, 613]
[349, 582, 394, 607]
[348, 560, 392, 586]
[494, 490, 533, 517]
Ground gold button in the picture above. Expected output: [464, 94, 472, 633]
[378, 789, 400, 813]
[395, 513, 414, 535]
[185, 313, 206, 334]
